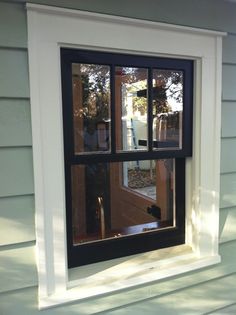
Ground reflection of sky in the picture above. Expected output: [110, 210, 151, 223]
[167, 82, 183, 111]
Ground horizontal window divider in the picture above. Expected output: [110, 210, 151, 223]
[70, 151, 188, 164]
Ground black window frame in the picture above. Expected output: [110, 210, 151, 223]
[61, 48, 193, 268]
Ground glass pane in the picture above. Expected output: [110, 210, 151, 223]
[115, 67, 148, 152]
[152, 69, 183, 150]
[72, 63, 111, 154]
[122, 160, 157, 200]
[71, 159, 174, 245]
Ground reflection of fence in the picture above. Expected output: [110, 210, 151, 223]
[155, 111, 181, 145]
[125, 111, 181, 171]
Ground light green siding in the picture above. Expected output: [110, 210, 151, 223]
[222, 65, 236, 101]
[222, 101, 236, 138]
[221, 138, 236, 173]
[0, 99, 32, 147]
[0, 0, 236, 314]
[223, 34, 236, 64]
[8, 0, 236, 33]
[0, 49, 29, 98]
[0, 245, 37, 293]
[0, 2, 27, 48]
[0, 195, 35, 245]
[220, 207, 236, 243]
[0, 242, 236, 315]
[220, 173, 236, 208]
[211, 303, 236, 315]
[0, 147, 34, 197]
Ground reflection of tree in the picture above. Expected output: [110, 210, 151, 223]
[131, 69, 183, 116]
[79, 64, 110, 125]
[75, 65, 183, 122]
[120, 68, 183, 143]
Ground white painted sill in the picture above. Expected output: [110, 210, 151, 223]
[39, 245, 220, 309]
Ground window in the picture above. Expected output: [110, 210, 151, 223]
[27, 4, 224, 309]
[61, 49, 193, 267]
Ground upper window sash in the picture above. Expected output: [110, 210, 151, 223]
[61, 48, 193, 164]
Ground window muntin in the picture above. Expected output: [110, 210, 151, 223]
[115, 67, 148, 152]
[61, 48, 192, 267]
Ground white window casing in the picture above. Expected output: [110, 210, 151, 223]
[26, 4, 226, 309]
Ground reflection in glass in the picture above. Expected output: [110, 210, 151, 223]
[115, 67, 148, 152]
[71, 159, 174, 245]
[152, 70, 183, 150]
[72, 63, 111, 154]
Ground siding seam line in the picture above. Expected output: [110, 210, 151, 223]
[0, 193, 34, 200]
[223, 62, 236, 66]
[0, 193, 34, 199]
[0, 285, 38, 297]
[220, 171, 236, 175]
[0, 46, 27, 51]
[220, 205, 236, 211]
[227, 31, 236, 36]
[94, 272, 236, 315]
[219, 239, 236, 246]
[203, 302, 236, 315]
[0, 145, 32, 149]
[0, 97, 30, 100]
[0, 0, 25, 5]
[0, 240, 36, 252]
[221, 136, 236, 139]
[222, 99, 236, 102]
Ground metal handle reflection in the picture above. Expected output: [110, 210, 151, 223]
[97, 196, 105, 239]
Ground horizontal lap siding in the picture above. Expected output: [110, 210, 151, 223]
[5, 0, 236, 33]
[220, 173, 236, 208]
[0, 195, 35, 245]
[0, 0, 37, 304]
[221, 101, 236, 138]
[222, 65, 236, 101]
[223, 34, 236, 64]
[0, 99, 32, 147]
[0, 49, 29, 98]
[0, 245, 37, 293]
[220, 31, 236, 264]
[220, 207, 236, 243]
[0, 2, 27, 48]
[0, 147, 34, 197]
[0, 241, 235, 315]
[221, 138, 236, 173]
[220, 32, 236, 251]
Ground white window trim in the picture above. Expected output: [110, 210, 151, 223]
[26, 4, 225, 310]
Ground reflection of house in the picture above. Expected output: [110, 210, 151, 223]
[1, 1, 236, 314]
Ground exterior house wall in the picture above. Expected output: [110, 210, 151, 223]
[0, 0, 235, 314]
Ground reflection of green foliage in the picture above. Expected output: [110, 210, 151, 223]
[79, 65, 183, 120]
[131, 69, 183, 116]
[79, 65, 110, 126]
[133, 96, 147, 115]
